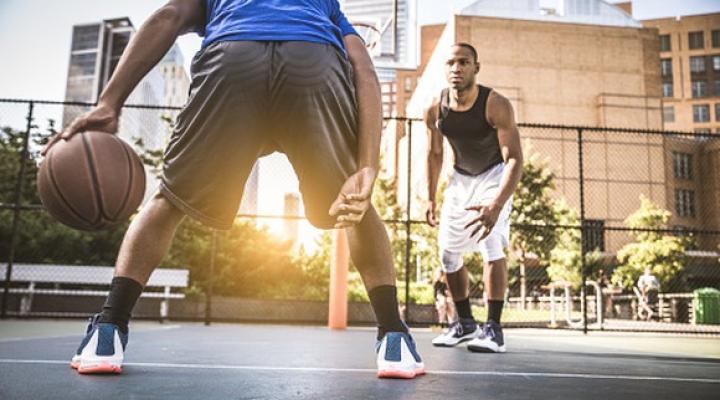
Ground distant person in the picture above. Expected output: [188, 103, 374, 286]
[637, 267, 660, 320]
[433, 268, 457, 325]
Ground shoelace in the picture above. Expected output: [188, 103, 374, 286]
[448, 321, 464, 337]
[482, 324, 496, 340]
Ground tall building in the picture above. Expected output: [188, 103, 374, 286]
[640, 13, 720, 134]
[636, 11, 720, 246]
[159, 45, 190, 109]
[63, 17, 189, 201]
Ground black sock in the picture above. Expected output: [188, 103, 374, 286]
[368, 285, 407, 340]
[454, 298, 474, 321]
[487, 300, 504, 324]
[98, 277, 143, 334]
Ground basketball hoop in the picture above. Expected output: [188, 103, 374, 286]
[351, 21, 382, 55]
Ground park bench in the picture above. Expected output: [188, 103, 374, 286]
[0, 263, 189, 319]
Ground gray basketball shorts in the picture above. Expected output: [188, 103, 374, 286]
[159, 41, 359, 230]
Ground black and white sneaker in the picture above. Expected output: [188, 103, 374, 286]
[431, 318, 478, 347]
[467, 320, 506, 353]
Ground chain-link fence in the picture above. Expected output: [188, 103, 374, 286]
[1, 98, 719, 333]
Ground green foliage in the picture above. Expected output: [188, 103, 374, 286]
[612, 196, 689, 290]
[510, 153, 560, 266]
[162, 217, 332, 300]
[546, 200, 601, 289]
[371, 171, 451, 293]
[0, 124, 128, 265]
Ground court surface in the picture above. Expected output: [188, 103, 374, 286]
[1, 319, 718, 399]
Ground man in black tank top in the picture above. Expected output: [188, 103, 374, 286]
[424, 43, 523, 353]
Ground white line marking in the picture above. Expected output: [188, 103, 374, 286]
[0, 359, 718, 384]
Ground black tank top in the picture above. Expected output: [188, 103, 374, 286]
[437, 85, 503, 176]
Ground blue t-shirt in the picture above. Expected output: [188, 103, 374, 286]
[199, 0, 359, 54]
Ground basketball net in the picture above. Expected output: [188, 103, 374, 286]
[351, 21, 382, 57]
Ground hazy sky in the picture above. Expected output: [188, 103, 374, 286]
[0, 0, 718, 101]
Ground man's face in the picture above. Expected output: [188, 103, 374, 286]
[445, 46, 479, 90]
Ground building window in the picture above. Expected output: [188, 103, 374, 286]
[403, 77, 413, 91]
[659, 34, 671, 52]
[715, 81, 720, 96]
[582, 219, 605, 252]
[693, 104, 710, 122]
[660, 58, 672, 76]
[675, 189, 695, 218]
[690, 56, 705, 73]
[713, 30, 720, 48]
[663, 106, 675, 123]
[662, 83, 673, 97]
[691, 80, 708, 98]
[713, 55, 720, 71]
[717, 103, 720, 121]
[689, 31, 704, 50]
[672, 152, 693, 180]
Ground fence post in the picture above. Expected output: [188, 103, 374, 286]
[404, 118, 412, 322]
[1, 101, 33, 319]
[577, 128, 588, 334]
[204, 229, 218, 326]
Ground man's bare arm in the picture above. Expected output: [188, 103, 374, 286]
[96, 0, 204, 112]
[425, 100, 444, 226]
[328, 35, 382, 227]
[43, 0, 204, 153]
[487, 92, 523, 210]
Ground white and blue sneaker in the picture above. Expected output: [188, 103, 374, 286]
[431, 318, 479, 347]
[467, 320, 506, 353]
[70, 314, 128, 374]
[376, 332, 425, 379]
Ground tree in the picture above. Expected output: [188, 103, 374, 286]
[612, 196, 689, 290]
[509, 152, 561, 307]
[0, 123, 128, 265]
[547, 199, 601, 289]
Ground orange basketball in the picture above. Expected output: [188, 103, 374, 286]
[37, 131, 146, 230]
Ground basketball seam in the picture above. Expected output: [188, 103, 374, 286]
[114, 139, 135, 220]
[81, 133, 107, 226]
[45, 154, 93, 227]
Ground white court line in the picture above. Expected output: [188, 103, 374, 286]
[0, 359, 718, 384]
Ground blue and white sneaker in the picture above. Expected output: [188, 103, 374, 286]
[431, 318, 479, 347]
[70, 314, 128, 374]
[467, 320, 506, 353]
[376, 332, 425, 379]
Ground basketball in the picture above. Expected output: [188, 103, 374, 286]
[37, 131, 146, 230]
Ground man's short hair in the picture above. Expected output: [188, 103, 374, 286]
[453, 42, 478, 62]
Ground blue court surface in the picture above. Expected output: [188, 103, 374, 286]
[1, 319, 718, 399]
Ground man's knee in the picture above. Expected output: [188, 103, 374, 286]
[144, 192, 185, 223]
[440, 250, 463, 273]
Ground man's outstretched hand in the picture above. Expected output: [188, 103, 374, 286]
[329, 167, 378, 229]
[41, 103, 119, 155]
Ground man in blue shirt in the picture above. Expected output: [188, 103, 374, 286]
[45, 0, 424, 379]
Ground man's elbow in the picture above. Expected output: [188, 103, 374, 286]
[154, 3, 192, 32]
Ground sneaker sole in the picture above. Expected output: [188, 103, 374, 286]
[377, 367, 426, 379]
[432, 336, 476, 347]
[77, 362, 122, 374]
[467, 342, 507, 353]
